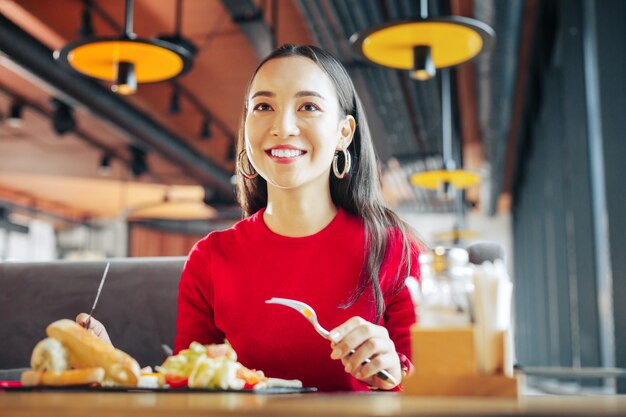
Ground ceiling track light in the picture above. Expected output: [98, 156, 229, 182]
[169, 85, 181, 114]
[200, 115, 212, 139]
[170, 82, 222, 141]
[99, 153, 112, 176]
[55, 0, 194, 95]
[227, 141, 236, 162]
[7, 101, 23, 128]
[51, 98, 76, 136]
[129, 145, 148, 177]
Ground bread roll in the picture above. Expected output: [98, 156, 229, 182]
[21, 367, 105, 386]
[46, 319, 140, 386]
[20, 370, 42, 386]
[31, 337, 70, 372]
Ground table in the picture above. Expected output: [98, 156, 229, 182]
[1, 392, 625, 417]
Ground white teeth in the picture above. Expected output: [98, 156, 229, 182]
[270, 149, 304, 158]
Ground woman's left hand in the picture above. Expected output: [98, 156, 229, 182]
[329, 316, 402, 390]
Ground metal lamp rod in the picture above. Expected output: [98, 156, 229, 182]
[124, 0, 134, 38]
[441, 68, 452, 166]
[175, 0, 182, 34]
[441, 68, 465, 226]
[420, 0, 428, 19]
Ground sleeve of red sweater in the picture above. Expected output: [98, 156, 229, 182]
[383, 233, 422, 387]
[174, 236, 225, 353]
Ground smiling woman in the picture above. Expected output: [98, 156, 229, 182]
[244, 56, 352, 194]
[80, 44, 424, 392]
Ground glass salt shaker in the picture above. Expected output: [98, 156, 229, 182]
[417, 246, 474, 328]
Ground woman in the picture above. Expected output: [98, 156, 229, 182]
[78, 44, 422, 392]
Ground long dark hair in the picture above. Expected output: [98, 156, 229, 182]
[236, 44, 418, 322]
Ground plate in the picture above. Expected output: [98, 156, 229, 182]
[2, 385, 317, 394]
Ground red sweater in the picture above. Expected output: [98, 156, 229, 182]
[174, 208, 419, 391]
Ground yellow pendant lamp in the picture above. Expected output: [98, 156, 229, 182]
[433, 228, 479, 243]
[351, 1, 493, 198]
[350, 1, 495, 80]
[54, 0, 193, 95]
[410, 169, 480, 189]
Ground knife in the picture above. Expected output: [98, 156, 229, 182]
[84, 262, 110, 330]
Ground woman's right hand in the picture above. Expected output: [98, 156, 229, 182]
[75, 313, 113, 346]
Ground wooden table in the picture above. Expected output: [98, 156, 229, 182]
[1, 392, 625, 417]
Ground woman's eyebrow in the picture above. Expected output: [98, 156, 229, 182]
[251, 91, 274, 99]
[295, 90, 325, 100]
[250, 90, 326, 100]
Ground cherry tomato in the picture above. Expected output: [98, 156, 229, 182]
[165, 374, 188, 388]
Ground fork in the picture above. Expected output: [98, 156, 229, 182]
[266, 297, 398, 386]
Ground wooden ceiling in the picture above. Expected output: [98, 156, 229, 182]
[0, 0, 312, 224]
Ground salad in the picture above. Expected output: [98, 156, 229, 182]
[158, 341, 282, 390]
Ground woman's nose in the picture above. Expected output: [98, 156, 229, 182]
[270, 109, 300, 138]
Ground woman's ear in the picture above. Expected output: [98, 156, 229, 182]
[338, 115, 356, 150]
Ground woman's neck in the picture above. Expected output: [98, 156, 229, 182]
[263, 185, 337, 237]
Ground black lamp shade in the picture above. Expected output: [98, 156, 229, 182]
[411, 45, 436, 80]
[112, 61, 137, 95]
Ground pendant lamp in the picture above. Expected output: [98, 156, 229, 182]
[350, 0, 494, 80]
[54, 0, 193, 95]
[433, 228, 479, 243]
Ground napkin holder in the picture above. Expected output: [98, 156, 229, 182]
[402, 326, 518, 397]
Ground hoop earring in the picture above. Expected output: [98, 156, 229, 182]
[332, 148, 351, 179]
[237, 149, 258, 179]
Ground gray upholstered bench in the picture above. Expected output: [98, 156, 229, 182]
[0, 257, 185, 377]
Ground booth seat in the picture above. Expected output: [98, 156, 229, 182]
[0, 257, 185, 375]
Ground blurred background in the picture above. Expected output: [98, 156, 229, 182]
[0, 0, 624, 393]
